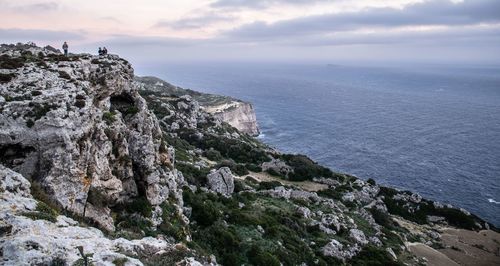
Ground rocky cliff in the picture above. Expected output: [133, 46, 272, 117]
[205, 101, 259, 136]
[0, 44, 183, 231]
[135, 76, 259, 136]
[1, 44, 499, 266]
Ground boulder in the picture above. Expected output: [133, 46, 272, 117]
[349, 229, 368, 245]
[206, 167, 235, 195]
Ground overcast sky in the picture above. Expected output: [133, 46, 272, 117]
[1, 0, 500, 64]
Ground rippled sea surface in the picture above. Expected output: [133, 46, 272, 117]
[137, 62, 500, 226]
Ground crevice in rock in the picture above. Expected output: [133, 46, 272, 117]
[110, 92, 138, 120]
[0, 144, 36, 169]
[132, 162, 147, 198]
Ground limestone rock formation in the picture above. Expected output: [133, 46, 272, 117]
[208, 101, 260, 136]
[0, 165, 206, 266]
[0, 44, 181, 231]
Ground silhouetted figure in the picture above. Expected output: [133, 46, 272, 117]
[103, 47, 108, 55]
[98, 47, 103, 56]
[62, 42, 68, 56]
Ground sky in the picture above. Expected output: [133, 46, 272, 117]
[1, 0, 500, 64]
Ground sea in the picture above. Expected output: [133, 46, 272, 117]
[136, 62, 500, 227]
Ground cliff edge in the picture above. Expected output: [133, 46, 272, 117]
[1, 44, 499, 266]
[135, 76, 259, 136]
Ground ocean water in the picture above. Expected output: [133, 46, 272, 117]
[136, 62, 500, 226]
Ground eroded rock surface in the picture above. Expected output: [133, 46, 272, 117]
[0, 45, 181, 231]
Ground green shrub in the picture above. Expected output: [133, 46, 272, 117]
[123, 106, 139, 116]
[119, 197, 153, 218]
[245, 163, 262, 172]
[282, 154, 334, 181]
[248, 245, 280, 266]
[0, 54, 26, 69]
[178, 130, 270, 165]
[194, 223, 243, 265]
[369, 208, 395, 229]
[378, 187, 480, 230]
[177, 163, 209, 186]
[191, 198, 220, 227]
[112, 258, 128, 266]
[266, 168, 283, 177]
[258, 181, 283, 190]
[367, 178, 376, 186]
[204, 148, 222, 161]
[158, 201, 188, 241]
[21, 202, 58, 222]
[87, 188, 107, 207]
[217, 160, 249, 176]
[103, 111, 116, 125]
[317, 184, 352, 200]
[349, 245, 402, 266]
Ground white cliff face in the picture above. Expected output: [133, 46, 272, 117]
[0, 45, 182, 231]
[207, 101, 260, 136]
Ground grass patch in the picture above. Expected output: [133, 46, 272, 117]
[103, 111, 116, 125]
[21, 201, 58, 222]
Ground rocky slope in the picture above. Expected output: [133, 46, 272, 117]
[135, 76, 259, 136]
[1, 44, 499, 266]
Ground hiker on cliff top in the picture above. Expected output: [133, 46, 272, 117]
[62, 42, 68, 56]
[98, 47, 103, 56]
[103, 47, 108, 55]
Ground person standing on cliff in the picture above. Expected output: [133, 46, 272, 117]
[62, 42, 69, 56]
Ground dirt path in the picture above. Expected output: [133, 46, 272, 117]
[438, 228, 500, 266]
[408, 243, 459, 266]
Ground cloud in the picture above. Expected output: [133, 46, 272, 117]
[154, 12, 235, 30]
[100, 16, 123, 24]
[103, 35, 205, 47]
[98, 25, 500, 49]
[0, 28, 85, 43]
[288, 27, 500, 47]
[223, 0, 500, 41]
[0, 1, 60, 12]
[210, 0, 330, 10]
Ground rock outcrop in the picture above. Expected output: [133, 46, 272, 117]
[0, 44, 182, 231]
[135, 76, 260, 136]
[206, 167, 235, 195]
[0, 165, 205, 266]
